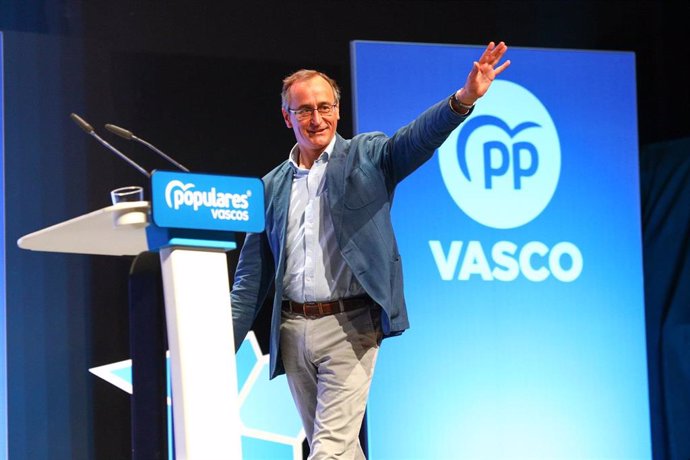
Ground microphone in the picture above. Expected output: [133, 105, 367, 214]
[105, 123, 190, 172]
[70, 113, 150, 177]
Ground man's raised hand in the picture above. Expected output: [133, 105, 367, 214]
[456, 41, 511, 106]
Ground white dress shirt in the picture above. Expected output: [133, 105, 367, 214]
[282, 137, 366, 303]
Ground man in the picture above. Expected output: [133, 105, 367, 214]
[231, 41, 510, 459]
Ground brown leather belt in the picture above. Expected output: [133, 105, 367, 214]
[282, 295, 374, 318]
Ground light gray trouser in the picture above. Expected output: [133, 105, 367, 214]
[280, 306, 381, 460]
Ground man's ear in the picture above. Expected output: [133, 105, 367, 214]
[282, 108, 292, 128]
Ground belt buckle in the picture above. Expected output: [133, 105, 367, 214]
[303, 301, 329, 318]
[302, 302, 319, 318]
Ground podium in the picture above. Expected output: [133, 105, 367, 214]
[18, 171, 265, 459]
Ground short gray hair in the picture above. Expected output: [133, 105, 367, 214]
[281, 69, 341, 110]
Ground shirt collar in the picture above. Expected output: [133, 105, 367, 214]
[288, 135, 337, 171]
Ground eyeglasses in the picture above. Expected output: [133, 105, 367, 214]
[287, 103, 338, 121]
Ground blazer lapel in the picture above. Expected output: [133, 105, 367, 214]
[327, 134, 347, 234]
[269, 163, 294, 274]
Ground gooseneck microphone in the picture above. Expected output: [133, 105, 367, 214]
[70, 113, 150, 177]
[105, 123, 190, 172]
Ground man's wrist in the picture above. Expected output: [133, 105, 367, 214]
[449, 93, 475, 115]
[455, 88, 477, 107]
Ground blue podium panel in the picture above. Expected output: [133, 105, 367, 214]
[151, 170, 265, 233]
[352, 42, 650, 459]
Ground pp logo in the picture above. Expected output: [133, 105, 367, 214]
[439, 80, 560, 229]
[165, 180, 195, 209]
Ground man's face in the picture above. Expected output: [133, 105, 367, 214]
[282, 76, 340, 160]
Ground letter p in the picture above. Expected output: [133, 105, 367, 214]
[512, 141, 539, 189]
[483, 141, 510, 189]
[173, 190, 184, 210]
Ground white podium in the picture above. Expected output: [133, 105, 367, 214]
[18, 201, 244, 459]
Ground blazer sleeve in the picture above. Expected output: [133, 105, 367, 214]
[230, 229, 275, 351]
[378, 97, 470, 188]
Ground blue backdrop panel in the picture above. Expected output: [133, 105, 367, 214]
[352, 42, 650, 459]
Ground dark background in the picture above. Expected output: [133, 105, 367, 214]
[1, 1, 689, 459]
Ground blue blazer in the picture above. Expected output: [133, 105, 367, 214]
[231, 98, 470, 378]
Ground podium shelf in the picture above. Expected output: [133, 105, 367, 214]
[17, 201, 150, 256]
